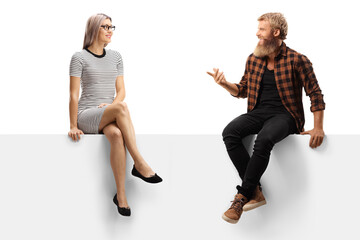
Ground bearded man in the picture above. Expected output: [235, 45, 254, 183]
[207, 12, 325, 224]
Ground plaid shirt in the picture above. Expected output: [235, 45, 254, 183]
[235, 42, 325, 132]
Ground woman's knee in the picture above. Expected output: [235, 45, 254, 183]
[105, 127, 124, 143]
[114, 102, 128, 115]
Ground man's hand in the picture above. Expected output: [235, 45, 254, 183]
[207, 68, 240, 96]
[300, 128, 325, 148]
[207, 68, 227, 86]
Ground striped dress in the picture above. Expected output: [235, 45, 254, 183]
[69, 48, 123, 133]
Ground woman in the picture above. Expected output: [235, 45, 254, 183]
[68, 13, 162, 217]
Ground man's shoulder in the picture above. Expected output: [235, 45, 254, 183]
[284, 45, 309, 62]
[284, 45, 314, 71]
[245, 53, 263, 63]
[246, 53, 255, 60]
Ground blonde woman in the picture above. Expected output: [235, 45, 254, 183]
[68, 13, 162, 217]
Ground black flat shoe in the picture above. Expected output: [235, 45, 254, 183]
[113, 194, 131, 216]
[131, 165, 163, 184]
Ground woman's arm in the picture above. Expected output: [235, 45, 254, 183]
[97, 75, 125, 108]
[68, 76, 84, 141]
[113, 75, 125, 103]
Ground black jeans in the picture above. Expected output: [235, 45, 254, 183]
[222, 106, 297, 199]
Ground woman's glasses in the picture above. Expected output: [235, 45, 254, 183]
[100, 25, 115, 31]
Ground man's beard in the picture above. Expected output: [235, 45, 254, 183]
[253, 37, 280, 58]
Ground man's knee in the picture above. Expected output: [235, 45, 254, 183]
[222, 121, 238, 139]
[253, 135, 274, 155]
[222, 122, 246, 151]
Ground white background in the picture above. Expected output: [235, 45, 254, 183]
[0, 0, 359, 134]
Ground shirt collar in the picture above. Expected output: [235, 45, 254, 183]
[277, 41, 287, 58]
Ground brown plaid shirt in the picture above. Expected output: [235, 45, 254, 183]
[235, 42, 325, 132]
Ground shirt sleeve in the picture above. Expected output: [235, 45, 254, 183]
[69, 52, 83, 78]
[296, 54, 325, 112]
[114, 51, 124, 76]
[232, 57, 249, 98]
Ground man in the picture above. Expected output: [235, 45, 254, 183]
[207, 12, 325, 224]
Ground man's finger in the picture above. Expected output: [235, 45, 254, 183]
[300, 131, 309, 135]
[317, 136, 322, 147]
[312, 136, 317, 148]
[207, 72, 214, 77]
[313, 136, 318, 148]
[309, 135, 315, 148]
[316, 136, 323, 148]
[214, 68, 219, 78]
[216, 72, 224, 81]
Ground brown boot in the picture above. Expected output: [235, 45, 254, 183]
[222, 193, 248, 224]
[243, 185, 266, 212]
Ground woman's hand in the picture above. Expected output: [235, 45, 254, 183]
[98, 103, 110, 108]
[68, 128, 84, 141]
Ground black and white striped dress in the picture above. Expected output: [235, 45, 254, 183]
[69, 48, 123, 133]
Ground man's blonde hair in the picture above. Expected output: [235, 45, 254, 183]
[258, 13, 288, 40]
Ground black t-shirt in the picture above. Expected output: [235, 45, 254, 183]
[256, 67, 284, 109]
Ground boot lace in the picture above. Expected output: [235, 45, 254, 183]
[230, 197, 245, 214]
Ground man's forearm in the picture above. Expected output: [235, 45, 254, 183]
[222, 81, 240, 96]
[313, 110, 324, 129]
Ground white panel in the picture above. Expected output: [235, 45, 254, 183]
[0, 134, 359, 239]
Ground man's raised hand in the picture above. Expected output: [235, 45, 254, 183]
[207, 68, 227, 86]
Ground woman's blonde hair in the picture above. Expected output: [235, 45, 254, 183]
[258, 13, 288, 40]
[83, 13, 112, 49]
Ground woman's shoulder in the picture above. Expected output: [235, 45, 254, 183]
[71, 50, 86, 62]
[72, 49, 87, 57]
[107, 49, 122, 59]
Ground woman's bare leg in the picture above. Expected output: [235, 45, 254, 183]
[103, 123, 129, 208]
[99, 102, 155, 177]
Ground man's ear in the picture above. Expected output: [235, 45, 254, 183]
[273, 29, 280, 37]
